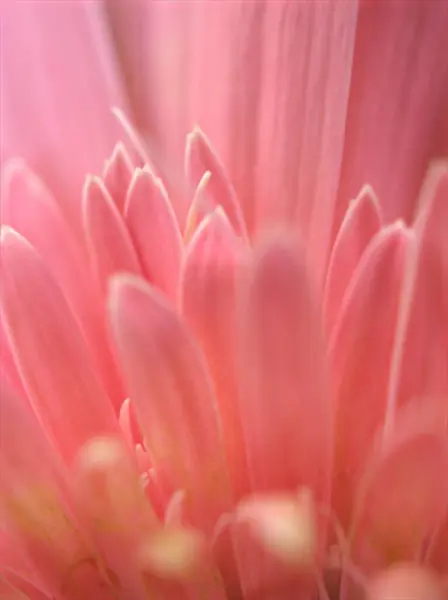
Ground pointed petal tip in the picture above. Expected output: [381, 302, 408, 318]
[108, 272, 156, 319]
[1, 159, 44, 208]
[356, 183, 380, 204]
[1, 157, 28, 180]
[187, 124, 205, 142]
[0, 225, 27, 249]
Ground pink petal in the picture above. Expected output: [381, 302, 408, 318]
[336, 0, 448, 230]
[0, 0, 129, 236]
[83, 175, 142, 293]
[183, 171, 213, 243]
[0, 317, 25, 397]
[0, 229, 119, 463]
[181, 208, 249, 499]
[0, 382, 115, 600]
[324, 186, 382, 335]
[254, 1, 358, 281]
[347, 402, 448, 575]
[0, 575, 51, 600]
[329, 223, 411, 524]
[365, 565, 445, 600]
[426, 516, 448, 576]
[74, 437, 157, 599]
[185, 128, 247, 239]
[385, 162, 448, 429]
[124, 167, 183, 301]
[1, 161, 125, 409]
[103, 142, 134, 213]
[108, 274, 229, 530]
[237, 233, 332, 505]
[0, 527, 45, 595]
[118, 397, 142, 448]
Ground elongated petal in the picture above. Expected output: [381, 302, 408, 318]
[336, 0, 448, 229]
[124, 167, 183, 301]
[329, 223, 411, 524]
[185, 129, 247, 238]
[0, 317, 25, 397]
[365, 565, 445, 600]
[0, 0, 129, 235]
[238, 233, 332, 504]
[183, 171, 213, 243]
[108, 275, 229, 529]
[1, 161, 125, 409]
[254, 1, 358, 281]
[426, 516, 448, 576]
[103, 142, 134, 213]
[348, 402, 448, 574]
[181, 209, 249, 499]
[324, 186, 382, 335]
[0, 229, 119, 463]
[0, 382, 115, 600]
[83, 176, 141, 293]
[385, 163, 448, 429]
[74, 437, 157, 599]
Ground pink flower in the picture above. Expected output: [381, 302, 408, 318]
[1, 2, 447, 599]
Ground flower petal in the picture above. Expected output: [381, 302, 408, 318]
[124, 167, 183, 301]
[185, 129, 247, 239]
[108, 274, 229, 530]
[0, 317, 25, 397]
[181, 208, 249, 500]
[385, 162, 448, 429]
[324, 186, 382, 335]
[102, 142, 134, 213]
[74, 437, 157, 599]
[83, 176, 142, 294]
[348, 402, 448, 574]
[1, 161, 125, 409]
[0, 382, 115, 600]
[0, 0, 129, 235]
[0, 229, 119, 463]
[238, 233, 332, 504]
[336, 0, 448, 229]
[365, 564, 445, 600]
[329, 223, 411, 523]
[254, 0, 359, 281]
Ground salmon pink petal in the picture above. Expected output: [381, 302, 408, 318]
[365, 564, 445, 600]
[0, 0, 129, 235]
[386, 163, 448, 428]
[181, 208, 249, 500]
[0, 527, 43, 593]
[0, 317, 25, 397]
[254, 0, 358, 281]
[0, 575, 51, 600]
[324, 186, 382, 335]
[329, 223, 411, 523]
[74, 437, 157, 598]
[426, 516, 448, 576]
[347, 404, 448, 575]
[238, 233, 332, 505]
[0, 382, 115, 600]
[183, 171, 213, 243]
[1, 160, 125, 409]
[118, 397, 142, 448]
[336, 0, 448, 229]
[185, 128, 247, 239]
[102, 142, 134, 213]
[0, 229, 119, 463]
[108, 274, 229, 529]
[83, 176, 142, 293]
[124, 167, 183, 301]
